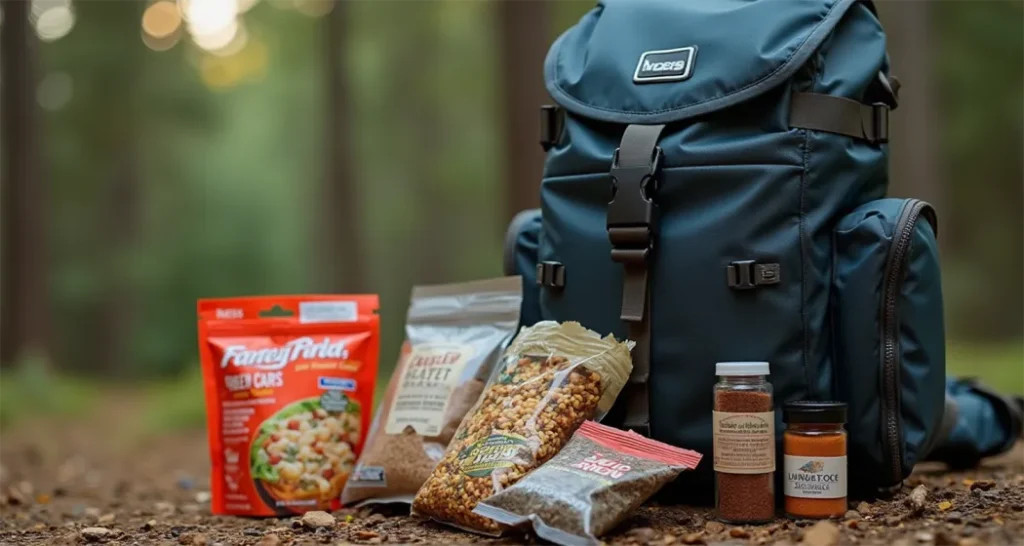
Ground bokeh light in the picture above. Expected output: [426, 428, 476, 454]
[36, 72, 74, 112]
[32, 0, 75, 42]
[34, 4, 75, 42]
[142, 26, 183, 52]
[207, 19, 249, 57]
[192, 20, 239, 52]
[142, 1, 182, 40]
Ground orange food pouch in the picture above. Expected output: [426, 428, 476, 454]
[198, 295, 379, 516]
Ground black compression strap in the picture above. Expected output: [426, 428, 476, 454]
[789, 92, 890, 144]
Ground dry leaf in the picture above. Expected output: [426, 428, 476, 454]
[937, 501, 953, 511]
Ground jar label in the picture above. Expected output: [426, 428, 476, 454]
[712, 411, 775, 473]
[784, 455, 847, 499]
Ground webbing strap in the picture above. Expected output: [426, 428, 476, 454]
[607, 124, 665, 437]
[789, 92, 890, 144]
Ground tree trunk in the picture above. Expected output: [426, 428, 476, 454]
[321, 1, 366, 293]
[498, 0, 551, 226]
[880, 1, 943, 220]
[1, 0, 51, 367]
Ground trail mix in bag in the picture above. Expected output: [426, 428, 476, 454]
[342, 277, 522, 506]
[411, 321, 633, 535]
[474, 420, 702, 545]
[198, 295, 379, 516]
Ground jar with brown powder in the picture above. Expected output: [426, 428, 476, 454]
[713, 362, 775, 523]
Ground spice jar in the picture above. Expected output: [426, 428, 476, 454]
[713, 362, 775, 523]
[783, 402, 848, 519]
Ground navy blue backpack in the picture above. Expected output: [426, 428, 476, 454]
[503, 0, 1021, 500]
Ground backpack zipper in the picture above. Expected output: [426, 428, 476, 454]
[879, 199, 933, 488]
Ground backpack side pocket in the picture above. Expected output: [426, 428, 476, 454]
[833, 198, 946, 494]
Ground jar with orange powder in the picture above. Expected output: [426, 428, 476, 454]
[783, 402, 848, 519]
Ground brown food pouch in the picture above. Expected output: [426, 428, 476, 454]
[411, 321, 634, 536]
[341, 277, 522, 506]
[474, 421, 703, 545]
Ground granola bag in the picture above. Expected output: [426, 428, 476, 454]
[198, 295, 379, 516]
[474, 420, 703, 545]
[411, 321, 633, 535]
[342, 277, 522, 506]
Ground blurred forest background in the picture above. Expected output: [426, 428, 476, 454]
[0, 0, 1021, 428]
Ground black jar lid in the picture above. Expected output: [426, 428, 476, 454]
[783, 401, 848, 424]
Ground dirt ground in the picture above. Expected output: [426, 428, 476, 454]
[1, 397, 1021, 546]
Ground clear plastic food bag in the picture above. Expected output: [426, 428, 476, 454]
[411, 321, 633, 535]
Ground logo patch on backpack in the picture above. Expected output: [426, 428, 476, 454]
[633, 47, 697, 83]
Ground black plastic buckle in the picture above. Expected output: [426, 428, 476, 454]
[535, 261, 565, 289]
[727, 260, 780, 290]
[607, 147, 662, 264]
[863, 102, 890, 144]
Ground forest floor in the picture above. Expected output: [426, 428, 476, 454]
[1, 393, 1021, 546]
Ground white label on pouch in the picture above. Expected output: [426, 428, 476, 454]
[385, 343, 474, 436]
[713, 411, 775, 473]
[784, 455, 847, 499]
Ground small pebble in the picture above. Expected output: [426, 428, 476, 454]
[681, 533, 705, 545]
[944, 511, 963, 524]
[704, 521, 725, 534]
[84, 507, 102, 518]
[968, 480, 995, 491]
[856, 501, 871, 514]
[257, 534, 281, 546]
[243, 528, 262, 536]
[845, 510, 861, 520]
[176, 476, 195, 490]
[915, 531, 935, 543]
[355, 530, 380, 540]
[802, 521, 841, 546]
[80, 527, 113, 542]
[190, 533, 209, 546]
[300, 510, 336, 529]
[907, 484, 928, 512]
[729, 528, 749, 539]
[194, 491, 211, 503]
[142, 520, 157, 531]
[844, 519, 859, 530]
[97, 513, 115, 525]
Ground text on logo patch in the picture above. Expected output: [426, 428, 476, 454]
[633, 46, 697, 83]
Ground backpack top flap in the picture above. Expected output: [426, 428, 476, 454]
[545, 0, 874, 124]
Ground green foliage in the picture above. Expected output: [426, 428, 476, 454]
[140, 365, 207, 432]
[0, 354, 97, 428]
[947, 340, 1024, 395]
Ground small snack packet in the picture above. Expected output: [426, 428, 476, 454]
[342, 277, 522, 506]
[198, 295, 379, 516]
[411, 321, 633, 535]
[474, 420, 703, 545]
